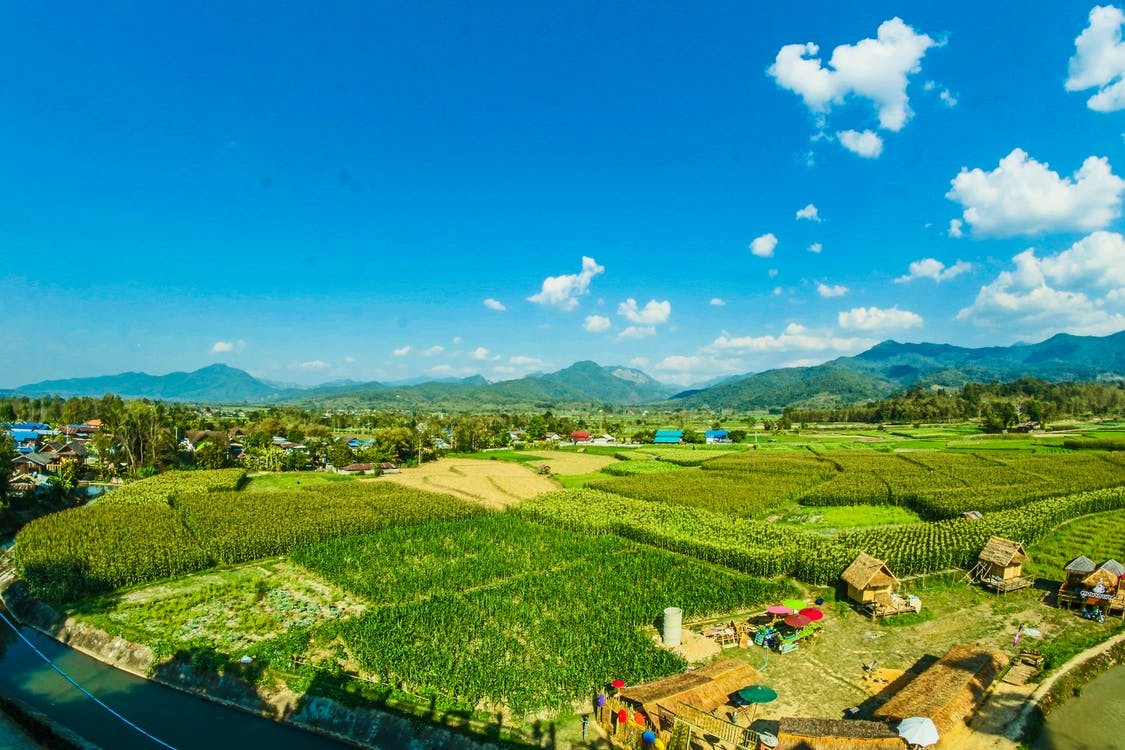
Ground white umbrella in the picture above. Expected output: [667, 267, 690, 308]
[896, 716, 940, 748]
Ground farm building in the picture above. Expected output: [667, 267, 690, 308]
[841, 552, 918, 617]
[1064, 559, 1125, 617]
[653, 429, 683, 444]
[615, 659, 762, 733]
[776, 717, 903, 750]
[969, 536, 1033, 593]
[570, 430, 592, 444]
[1058, 555, 1098, 609]
[704, 429, 729, 444]
[338, 462, 376, 475]
[874, 644, 1008, 736]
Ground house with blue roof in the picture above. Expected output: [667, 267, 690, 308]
[705, 429, 730, 444]
[653, 429, 683, 444]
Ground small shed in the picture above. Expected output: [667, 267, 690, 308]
[1058, 555, 1098, 608]
[653, 429, 683, 444]
[972, 536, 1033, 593]
[705, 429, 729, 444]
[570, 430, 592, 444]
[841, 552, 900, 605]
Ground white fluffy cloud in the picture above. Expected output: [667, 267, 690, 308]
[710, 297, 726, 307]
[808, 242, 823, 254]
[837, 306, 923, 332]
[211, 339, 246, 353]
[817, 282, 849, 298]
[750, 233, 778, 257]
[947, 148, 1125, 236]
[948, 218, 964, 238]
[509, 355, 544, 367]
[584, 314, 612, 332]
[1066, 5, 1125, 111]
[769, 17, 936, 131]
[617, 298, 672, 324]
[796, 203, 821, 222]
[957, 232, 1125, 336]
[483, 298, 506, 311]
[837, 129, 884, 158]
[708, 322, 874, 354]
[422, 345, 445, 357]
[617, 325, 656, 340]
[392, 345, 411, 357]
[298, 360, 330, 370]
[471, 346, 493, 361]
[895, 258, 972, 283]
[527, 256, 604, 310]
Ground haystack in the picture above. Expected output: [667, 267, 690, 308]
[776, 717, 904, 750]
[874, 644, 1007, 734]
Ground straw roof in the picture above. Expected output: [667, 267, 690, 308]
[1081, 567, 1121, 590]
[875, 644, 1007, 734]
[841, 552, 900, 590]
[979, 536, 1028, 567]
[1064, 555, 1096, 574]
[619, 659, 762, 716]
[779, 717, 900, 740]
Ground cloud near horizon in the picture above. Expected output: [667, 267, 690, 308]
[837, 306, 923, 332]
[896, 258, 972, 283]
[211, 339, 246, 353]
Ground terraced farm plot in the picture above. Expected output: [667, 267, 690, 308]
[517, 449, 617, 475]
[374, 457, 558, 508]
[1025, 508, 1125, 580]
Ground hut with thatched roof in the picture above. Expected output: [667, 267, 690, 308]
[617, 659, 762, 732]
[971, 536, 1032, 593]
[841, 553, 916, 617]
[874, 644, 1008, 735]
[776, 717, 905, 750]
[1077, 559, 1124, 618]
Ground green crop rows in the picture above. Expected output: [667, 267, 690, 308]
[95, 468, 247, 505]
[295, 514, 793, 715]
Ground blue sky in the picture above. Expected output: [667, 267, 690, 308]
[2, 2, 1124, 387]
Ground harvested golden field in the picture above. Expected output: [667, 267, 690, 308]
[518, 450, 617, 475]
[371, 458, 557, 509]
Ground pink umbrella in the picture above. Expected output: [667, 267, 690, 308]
[784, 614, 812, 628]
[767, 605, 793, 615]
[799, 608, 824, 621]
[611, 679, 625, 689]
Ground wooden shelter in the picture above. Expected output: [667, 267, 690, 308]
[841, 553, 916, 617]
[1079, 560, 1125, 618]
[616, 659, 762, 733]
[776, 717, 905, 750]
[1058, 555, 1107, 610]
[874, 644, 1008, 735]
[968, 536, 1033, 593]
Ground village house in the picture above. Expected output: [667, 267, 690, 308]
[653, 429, 683, 444]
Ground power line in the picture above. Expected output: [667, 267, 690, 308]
[0, 609, 178, 750]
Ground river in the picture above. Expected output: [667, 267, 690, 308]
[0, 612, 356, 750]
[1034, 665, 1125, 750]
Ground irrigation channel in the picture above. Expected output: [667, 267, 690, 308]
[0, 604, 451, 750]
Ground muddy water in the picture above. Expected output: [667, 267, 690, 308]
[1035, 665, 1125, 750]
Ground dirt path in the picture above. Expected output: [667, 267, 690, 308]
[953, 631, 1125, 749]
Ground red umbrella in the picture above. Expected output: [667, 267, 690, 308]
[766, 605, 792, 615]
[799, 608, 824, 621]
[784, 614, 812, 628]
[617, 709, 628, 723]
[611, 679, 626, 689]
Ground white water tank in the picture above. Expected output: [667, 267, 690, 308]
[662, 607, 682, 646]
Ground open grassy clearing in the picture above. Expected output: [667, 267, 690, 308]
[772, 502, 924, 532]
[373, 457, 558, 508]
[243, 472, 359, 491]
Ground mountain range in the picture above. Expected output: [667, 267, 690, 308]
[4, 331, 1123, 409]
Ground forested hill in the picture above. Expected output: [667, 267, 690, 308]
[668, 331, 1125, 410]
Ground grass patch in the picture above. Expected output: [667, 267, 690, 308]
[1026, 509, 1125, 580]
[244, 472, 358, 491]
[775, 503, 924, 531]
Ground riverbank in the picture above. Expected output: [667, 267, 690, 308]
[0, 574, 503, 750]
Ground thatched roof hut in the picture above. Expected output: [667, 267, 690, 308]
[842, 553, 901, 605]
[979, 537, 1028, 579]
[1081, 563, 1122, 594]
[1063, 555, 1097, 582]
[617, 659, 762, 731]
[776, 717, 905, 749]
[874, 644, 1007, 735]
